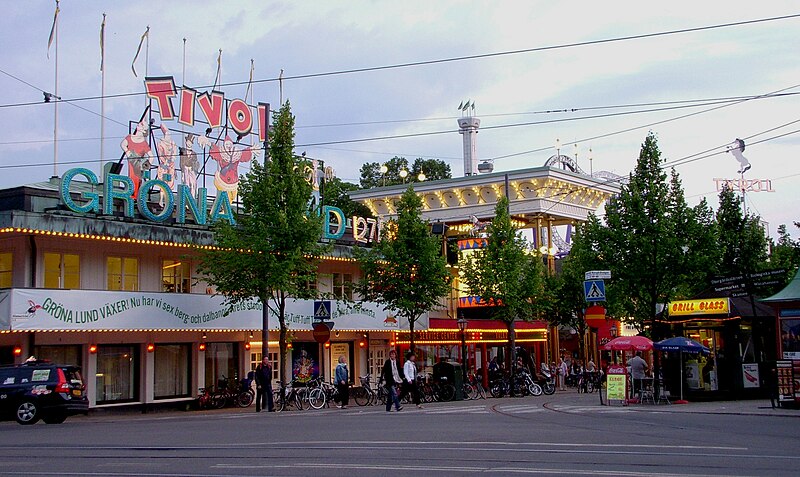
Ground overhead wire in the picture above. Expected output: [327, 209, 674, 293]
[1, 12, 799, 109]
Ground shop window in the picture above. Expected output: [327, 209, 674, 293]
[44, 252, 80, 289]
[33, 345, 82, 367]
[162, 259, 193, 293]
[154, 344, 191, 399]
[0, 252, 11, 288]
[333, 273, 353, 300]
[107, 257, 139, 291]
[96, 345, 139, 404]
[204, 342, 239, 389]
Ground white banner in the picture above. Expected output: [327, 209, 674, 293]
[0, 289, 424, 332]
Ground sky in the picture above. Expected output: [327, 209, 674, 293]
[1, 1, 799, 238]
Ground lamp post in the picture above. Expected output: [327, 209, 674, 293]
[379, 164, 388, 187]
[457, 312, 468, 385]
[399, 169, 408, 183]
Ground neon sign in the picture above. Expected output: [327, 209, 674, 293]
[60, 168, 235, 225]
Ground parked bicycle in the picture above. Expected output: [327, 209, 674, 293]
[213, 375, 254, 408]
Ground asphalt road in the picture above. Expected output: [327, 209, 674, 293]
[0, 392, 797, 477]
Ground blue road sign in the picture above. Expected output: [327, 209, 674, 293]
[313, 300, 332, 320]
[584, 280, 606, 302]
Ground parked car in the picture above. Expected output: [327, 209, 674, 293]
[0, 360, 88, 425]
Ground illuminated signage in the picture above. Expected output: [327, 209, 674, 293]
[713, 178, 775, 193]
[322, 205, 382, 243]
[60, 168, 235, 225]
[668, 298, 730, 317]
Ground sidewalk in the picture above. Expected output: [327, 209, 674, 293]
[552, 388, 800, 417]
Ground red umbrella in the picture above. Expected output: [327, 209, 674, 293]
[603, 336, 653, 351]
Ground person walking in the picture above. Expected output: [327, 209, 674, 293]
[381, 349, 404, 412]
[558, 357, 568, 391]
[254, 356, 274, 412]
[399, 352, 423, 409]
[335, 355, 349, 409]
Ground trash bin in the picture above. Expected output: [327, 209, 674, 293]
[433, 361, 464, 400]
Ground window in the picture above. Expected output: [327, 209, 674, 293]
[250, 350, 279, 382]
[305, 278, 318, 293]
[107, 257, 139, 291]
[154, 344, 191, 399]
[0, 252, 11, 288]
[96, 345, 138, 404]
[34, 345, 82, 367]
[44, 252, 80, 289]
[162, 259, 192, 293]
[204, 343, 239, 389]
[333, 273, 353, 300]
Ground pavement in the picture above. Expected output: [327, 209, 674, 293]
[80, 387, 800, 423]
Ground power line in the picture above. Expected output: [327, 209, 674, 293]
[0, 67, 128, 127]
[6, 91, 798, 148]
[487, 83, 800, 161]
[2, 13, 799, 109]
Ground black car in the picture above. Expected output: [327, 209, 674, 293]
[0, 361, 89, 425]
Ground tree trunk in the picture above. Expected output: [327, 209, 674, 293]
[261, 298, 269, 363]
[508, 322, 516, 397]
[408, 315, 416, 354]
[278, 294, 288, 406]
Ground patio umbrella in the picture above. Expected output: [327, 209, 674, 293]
[654, 337, 710, 404]
[603, 335, 654, 351]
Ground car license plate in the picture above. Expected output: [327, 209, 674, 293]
[72, 389, 82, 397]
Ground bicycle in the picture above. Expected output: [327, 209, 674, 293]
[214, 375, 255, 408]
[352, 375, 375, 406]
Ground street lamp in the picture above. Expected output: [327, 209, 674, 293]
[457, 312, 468, 385]
[379, 164, 388, 186]
[399, 169, 408, 183]
[417, 172, 426, 182]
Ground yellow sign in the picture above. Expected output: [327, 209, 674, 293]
[606, 373, 627, 401]
[668, 298, 729, 317]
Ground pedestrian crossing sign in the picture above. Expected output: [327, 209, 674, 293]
[584, 280, 606, 302]
[313, 300, 332, 320]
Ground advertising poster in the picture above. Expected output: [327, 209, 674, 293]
[742, 363, 760, 388]
[606, 365, 627, 403]
[329, 343, 350, 383]
[776, 361, 794, 402]
[291, 344, 319, 384]
[780, 318, 800, 359]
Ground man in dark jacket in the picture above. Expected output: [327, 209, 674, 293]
[381, 349, 404, 412]
[254, 356, 274, 412]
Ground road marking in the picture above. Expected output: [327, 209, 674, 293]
[214, 462, 754, 476]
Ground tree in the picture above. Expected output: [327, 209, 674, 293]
[411, 158, 451, 182]
[359, 157, 451, 188]
[602, 133, 695, 336]
[715, 185, 769, 276]
[355, 186, 451, 352]
[323, 176, 373, 218]
[196, 101, 328, 397]
[770, 223, 800, 281]
[459, 197, 546, 391]
[548, 217, 607, 362]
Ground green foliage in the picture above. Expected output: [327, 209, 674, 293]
[460, 197, 546, 373]
[771, 223, 800, 281]
[715, 185, 769, 276]
[600, 133, 702, 335]
[355, 186, 451, 351]
[196, 101, 328, 389]
[359, 156, 451, 188]
[323, 177, 373, 218]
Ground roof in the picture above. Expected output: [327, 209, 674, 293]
[763, 270, 800, 303]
